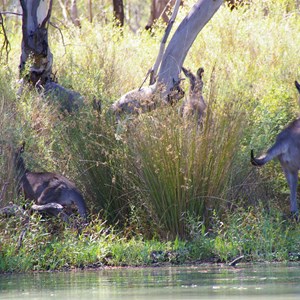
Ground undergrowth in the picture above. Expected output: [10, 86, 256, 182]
[0, 0, 300, 272]
[0, 206, 299, 273]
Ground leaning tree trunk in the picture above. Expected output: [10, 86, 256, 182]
[19, 0, 83, 112]
[113, 0, 223, 109]
[157, 0, 223, 96]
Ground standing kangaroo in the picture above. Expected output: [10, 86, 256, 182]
[180, 66, 206, 125]
[14, 142, 87, 221]
[251, 81, 300, 215]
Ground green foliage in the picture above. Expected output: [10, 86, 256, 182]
[124, 94, 245, 238]
[0, 0, 300, 271]
[1, 207, 299, 272]
[210, 206, 300, 262]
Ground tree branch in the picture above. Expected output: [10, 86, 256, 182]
[0, 13, 11, 63]
[0, 11, 22, 16]
[41, 0, 53, 28]
[157, 0, 223, 94]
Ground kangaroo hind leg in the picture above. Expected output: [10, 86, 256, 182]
[282, 168, 299, 215]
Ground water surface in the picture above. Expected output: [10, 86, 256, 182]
[1, 263, 299, 300]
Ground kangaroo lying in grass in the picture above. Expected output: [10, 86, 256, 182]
[14, 142, 87, 221]
[251, 81, 300, 216]
[110, 80, 184, 122]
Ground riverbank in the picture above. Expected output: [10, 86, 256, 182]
[1, 207, 299, 274]
[1, 1, 300, 275]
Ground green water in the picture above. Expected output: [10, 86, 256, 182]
[0, 264, 299, 300]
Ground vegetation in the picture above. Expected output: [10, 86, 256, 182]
[0, 206, 299, 273]
[0, 0, 300, 272]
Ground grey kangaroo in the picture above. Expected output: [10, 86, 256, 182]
[110, 80, 184, 122]
[180, 66, 206, 125]
[14, 142, 87, 221]
[251, 81, 300, 215]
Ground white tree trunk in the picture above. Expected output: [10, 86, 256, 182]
[150, 0, 181, 85]
[113, 0, 223, 114]
[19, 0, 53, 85]
[157, 0, 223, 95]
[19, 0, 83, 112]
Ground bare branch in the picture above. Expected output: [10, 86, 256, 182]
[0, 13, 11, 63]
[0, 11, 22, 17]
[50, 21, 66, 55]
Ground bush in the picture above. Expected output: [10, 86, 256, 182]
[1, 0, 300, 239]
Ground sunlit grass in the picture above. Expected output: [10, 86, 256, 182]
[0, 0, 300, 242]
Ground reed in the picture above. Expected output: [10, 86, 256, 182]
[126, 86, 246, 238]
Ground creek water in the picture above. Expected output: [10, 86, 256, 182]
[0, 263, 299, 300]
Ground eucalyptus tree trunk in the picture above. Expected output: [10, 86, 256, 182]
[114, 0, 223, 109]
[19, 0, 83, 112]
[70, 0, 81, 27]
[157, 0, 223, 96]
[19, 0, 53, 85]
[150, 0, 181, 85]
[58, 0, 81, 26]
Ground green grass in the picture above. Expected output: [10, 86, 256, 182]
[0, 207, 299, 273]
[0, 0, 300, 272]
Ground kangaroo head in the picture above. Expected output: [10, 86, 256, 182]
[14, 142, 26, 175]
[182, 66, 204, 96]
[196, 68, 204, 80]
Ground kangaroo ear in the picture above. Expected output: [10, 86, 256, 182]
[197, 67, 204, 79]
[182, 66, 192, 78]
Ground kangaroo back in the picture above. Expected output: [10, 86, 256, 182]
[14, 143, 87, 221]
[251, 81, 300, 215]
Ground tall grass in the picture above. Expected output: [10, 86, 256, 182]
[0, 66, 18, 205]
[125, 82, 246, 238]
[1, 0, 300, 238]
[53, 110, 138, 223]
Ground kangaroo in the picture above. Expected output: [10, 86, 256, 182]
[251, 81, 300, 216]
[180, 67, 206, 126]
[110, 80, 184, 122]
[14, 142, 87, 221]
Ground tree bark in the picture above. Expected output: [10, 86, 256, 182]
[113, 0, 124, 26]
[57, 0, 81, 26]
[113, 0, 223, 110]
[19, 0, 53, 85]
[19, 0, 83, 112]
[70, 0, 81, 27]
[150, 0, 181, 85]
[88, 0, 93, 23]
[157, 0, 223, 96]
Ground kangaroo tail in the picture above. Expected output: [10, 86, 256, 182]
[251, 143, 284, 167]
[251, 149, 267, 166]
